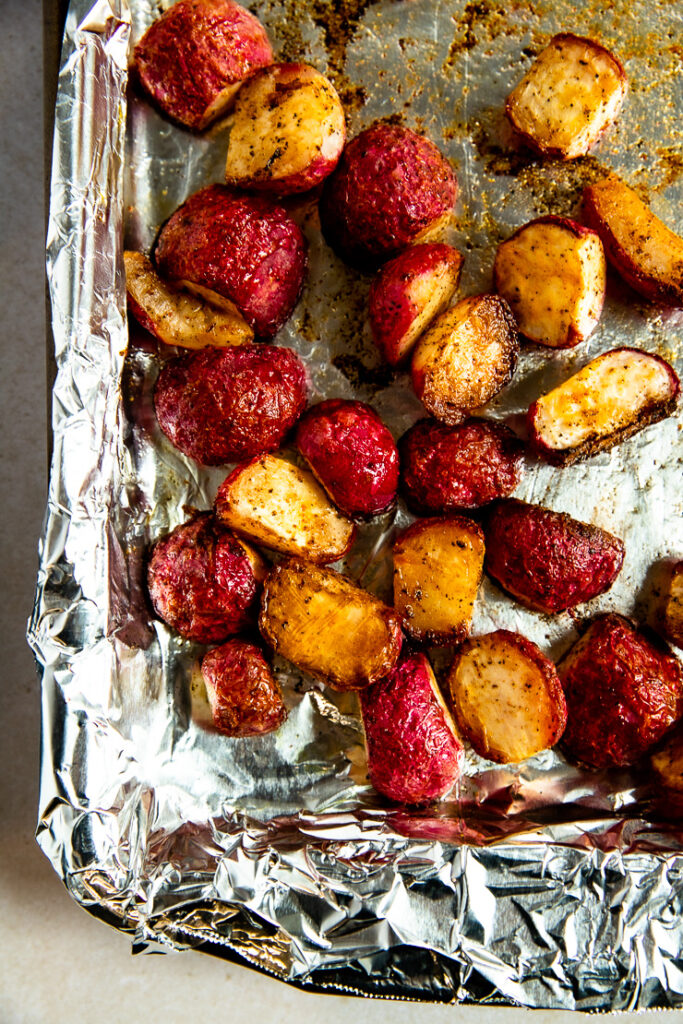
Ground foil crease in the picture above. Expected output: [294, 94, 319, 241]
[29, 0, 683, 1010]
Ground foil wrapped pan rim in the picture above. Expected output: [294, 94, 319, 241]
[29, 0, 683, 1011]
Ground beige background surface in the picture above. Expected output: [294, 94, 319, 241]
[0, 1, 676, 1020]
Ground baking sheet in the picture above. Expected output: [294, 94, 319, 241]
[30, 0, 683, 1009]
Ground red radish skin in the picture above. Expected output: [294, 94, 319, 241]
[295, 400, 399, 519]
[319, 123, 457, 270]
[368, 243, 464, 366]
[147, 512, 265, 644]
[154, 185, 307, 339]
[559, 614, 683, 769]
[133, 0, 273, 131]
[484, 499, 625, 614]
[400, 418, 524, 514]
[361, 652, 463, 805]
[201, 639, 287, 737]
[154, 344, 308, 466]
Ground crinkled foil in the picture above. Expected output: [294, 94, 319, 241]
[29, 0, 683, 1010]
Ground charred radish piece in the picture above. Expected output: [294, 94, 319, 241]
[411, 294, 519, 425]
[133, 0, 273, 131]
[319, 122, 457, 269]
[650, 724, 683, 796]
[447, 630, 567, 764]
[400, 418, 524, 514]
[528, 347, 680, 465]
[214, 455, 356, 564]
[369, 244, 464, 366]
[484, 499, 625, 614]
[583, 176, 683, 306]
[559, 614, 683, 769]
[393, 516, 484, 645]
[225, 63, 345, 195]
[147, 512, 266, 644]
[505, 33, 627, 159]
[493, 217, 606, 348]
[154, 344, 307, 466]
[295, 399, 399, 519]
[660, 561, 683, 649]
[361, 652, 463, 805]
[259, 560, 402, 691]
[124, 251, 253, 349]
[201, 639, 287, 737]
[154, 185, 307, 339]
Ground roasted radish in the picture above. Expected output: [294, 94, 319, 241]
[399, 417, 524, 514]
[259, 560, 402, 691]
[559, 614, 683, 769]
[154, 344, 307, 466]
[447, 630, 567, 764]
[393, 516, 484, 645]
[295, 399, 399, 519]
[369, 243, 464, 366]
[528, 347, 680, 466]
[201, 639, 287, 737]
[493, 217, 606, 348]
[583, 176, 683, 307]
[660, 561, 683, 649]
[154, 185, 307, 339]
[319, 122, 457, 269]
[214, 454, 356, 564]
[484, 499, 625, 614]
[360, 652, 463, 804]
[505, 33, 627, 159]
[411, 294, 519, 425]
[147, 512, 266, 644]
[225, 63, 345, 195]
[124, 251, 253, 349]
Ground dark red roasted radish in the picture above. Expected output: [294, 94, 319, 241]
[295, 399, 399, 519]
[448, 630, 567, 764]
[369, 243, 464, 366]
[559, 614, 683, 769]
[154, 185, 307, 338]
[400, 418, 524, 514]
[361, 652, 464, 805]
[147, 512, 265, 644]
[133, 0, 273, 131]
[319, 122, 457, 270]
[201, 639, 287, 737]
[154, 344, 307, 466]
[484, 499, 625, 614]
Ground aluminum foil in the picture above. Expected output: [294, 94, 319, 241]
[30, 0, 683, 1010]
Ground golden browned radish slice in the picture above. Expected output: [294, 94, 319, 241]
[505, 33, 627, 159]
[650, 725, 683, 794]
[447, 630, 567, 764]
[393, 516, 484, 645]
[494, 217, 606, 348]
[259, 560, 403, 691]
[124, 252, 253, 349]
[214, 454, 356, 564]
[411, 294, 518, 425]
[583, 176, 683, 307]
[661, 561, 683, 649]
[528, 347, 680, 465]
[225, 63, 345, 195]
